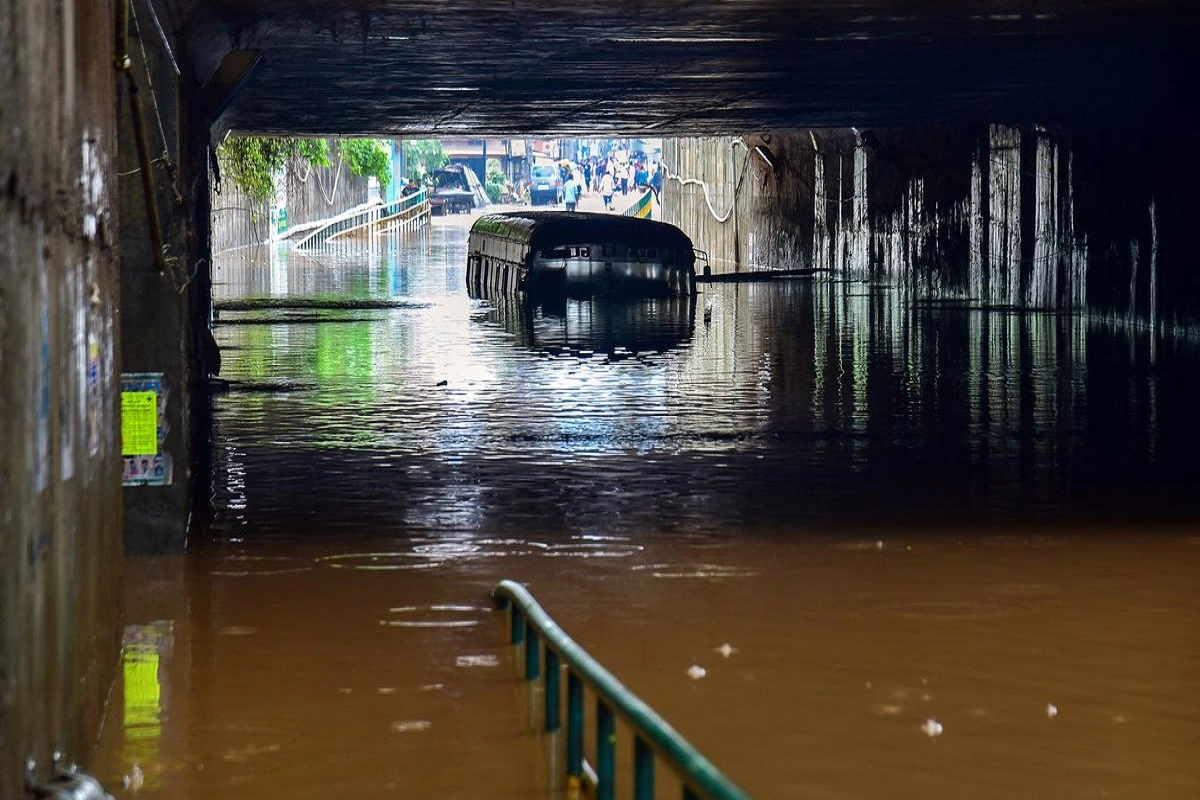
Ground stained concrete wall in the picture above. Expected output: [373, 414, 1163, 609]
[211, 178, 271, 252]
[662, 137, 746, 273]
[664, 127, 1194, 330]
[0, 0, 123, 794]
[116, 0, 213, 553]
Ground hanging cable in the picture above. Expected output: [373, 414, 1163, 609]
[115, 0, 166, 274]
[129, 0, 182, 205]
[315, 154, 344, 206]
[661, 139, 753, 224]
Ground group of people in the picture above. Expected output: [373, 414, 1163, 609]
[555, 152, 664, 213]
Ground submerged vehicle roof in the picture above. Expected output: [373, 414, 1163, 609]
[470, 211, 694, 251]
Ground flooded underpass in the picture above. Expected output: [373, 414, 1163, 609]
[93, 217, 1200, 798]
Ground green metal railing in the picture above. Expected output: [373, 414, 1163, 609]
[492, 579, 752, 800]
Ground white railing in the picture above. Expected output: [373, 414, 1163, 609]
[295, 188, 429, 249]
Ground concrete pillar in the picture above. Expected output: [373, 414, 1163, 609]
[115, 0, 213, 553]
[669, 127, 1196, 323]
[1, 1, 123, 795]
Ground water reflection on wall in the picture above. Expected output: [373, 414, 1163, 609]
[694, 279, 1190, 526]
[666, 125, 1188, 332]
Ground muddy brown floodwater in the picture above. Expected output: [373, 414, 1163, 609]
[93, 217, 1200, 799]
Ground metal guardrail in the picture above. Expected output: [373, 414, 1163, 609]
[294, 188, 428, 249]
[493, 579, 752, 800]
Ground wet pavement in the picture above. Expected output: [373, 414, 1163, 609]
[91, 216, 1200, 798]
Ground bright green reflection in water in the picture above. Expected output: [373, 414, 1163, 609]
[120, 622, 171, 790]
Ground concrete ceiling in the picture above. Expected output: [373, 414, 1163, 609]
[169, 1, 1198, 137]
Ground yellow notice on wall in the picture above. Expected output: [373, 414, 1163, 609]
[121, 391, 158, 456]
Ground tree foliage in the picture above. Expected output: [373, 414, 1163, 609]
[217, 137, 331, 201]
[485, 158, 505, 203]
[338, 138, 391, 187]
[403, 140, 448, 184]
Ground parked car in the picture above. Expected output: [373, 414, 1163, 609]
[529, 163, 562, 206]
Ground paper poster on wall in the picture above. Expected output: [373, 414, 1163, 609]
[121, 372, 171, 486]
[121, 391, 157, 455]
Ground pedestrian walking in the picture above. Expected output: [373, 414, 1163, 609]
[563, 174, 581, 212]
[599, 171, 615, 211]
[649, 165, 662, 203]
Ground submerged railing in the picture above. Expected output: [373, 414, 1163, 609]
[294, 188, 428, 249]
[493, 579, 752, 800]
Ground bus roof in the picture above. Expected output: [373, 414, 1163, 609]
[469, 211, 694, 253]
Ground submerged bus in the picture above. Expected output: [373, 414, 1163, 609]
[466, 211, 697, 299]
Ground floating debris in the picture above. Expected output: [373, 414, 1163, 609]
[216, 297, 432, 311]
[1047, 703, 1058, 718]
[215, 315, 379, 326]
[212, 378, 318, 394]
[715, 643, 737, 658]
[391, 720, 432, 733]
[122, 764, 144, 791]
[687, 664, 707, 680]
[456, 654, 500, 668]
[631, 563, 758, 580]
[920, 718, 944, 737]
[217, 625, 258, 636]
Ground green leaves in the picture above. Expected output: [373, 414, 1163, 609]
[403, 140, 448, 184]
[339, 138, 391, 187]
[217, 137, 331, 201]
[217, 136, 393, 200]
[485, 158, 505, 203]
[217, 137, 460, 200]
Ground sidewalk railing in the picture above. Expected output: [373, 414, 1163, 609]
[294, 188, 429, 249]
[622, 188, 655, 219]
[493, 579, 752, 800]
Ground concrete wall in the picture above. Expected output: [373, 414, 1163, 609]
[664, 127, 1194, 330]
[116, 0, 214, 554]
[211, 178, 271, 253]
[662, 137, 747, 273]
[0, 0, 123, 794]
